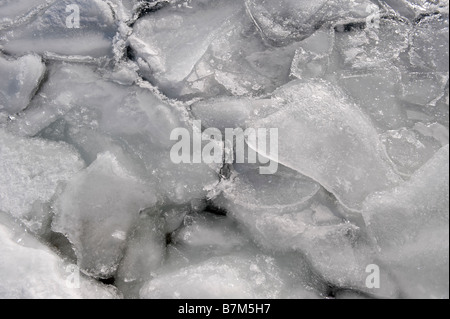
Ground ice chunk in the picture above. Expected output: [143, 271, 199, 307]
[0, 54, 45, 114]
[140, 255, 285, 299]
[0, 129, 84, 231]
[245, 0, 378, 46]
[0, 212, 118, 299]
[52, 152, 157, 279]
[247, 80, 400, 210]
[0, 0, 116, 59]
[363, 145, 449, 299]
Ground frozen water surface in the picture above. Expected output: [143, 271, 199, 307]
[0, 0, 448, 299]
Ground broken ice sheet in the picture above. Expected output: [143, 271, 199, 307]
[0, 0, 117, 59]
[0, 212, 118, 299]
[363, 145, 449, 299]
[0, 53, 46, 115]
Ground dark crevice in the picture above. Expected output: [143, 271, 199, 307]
[126, 45, 136, 61]
[99, 276, 116, 286]
[326, 286, 336, 299]
[47, 231, 78, 263]
[133, 0, 170, 21]
[334, 21, 366, 33]
[165, 232, 173, 246]
[204, 200, 228, 217]
[414, 11, 447, 24]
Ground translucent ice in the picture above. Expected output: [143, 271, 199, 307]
[0, 54, 45, 114]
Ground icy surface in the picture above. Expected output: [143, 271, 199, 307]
[0, 0, 448, 299]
